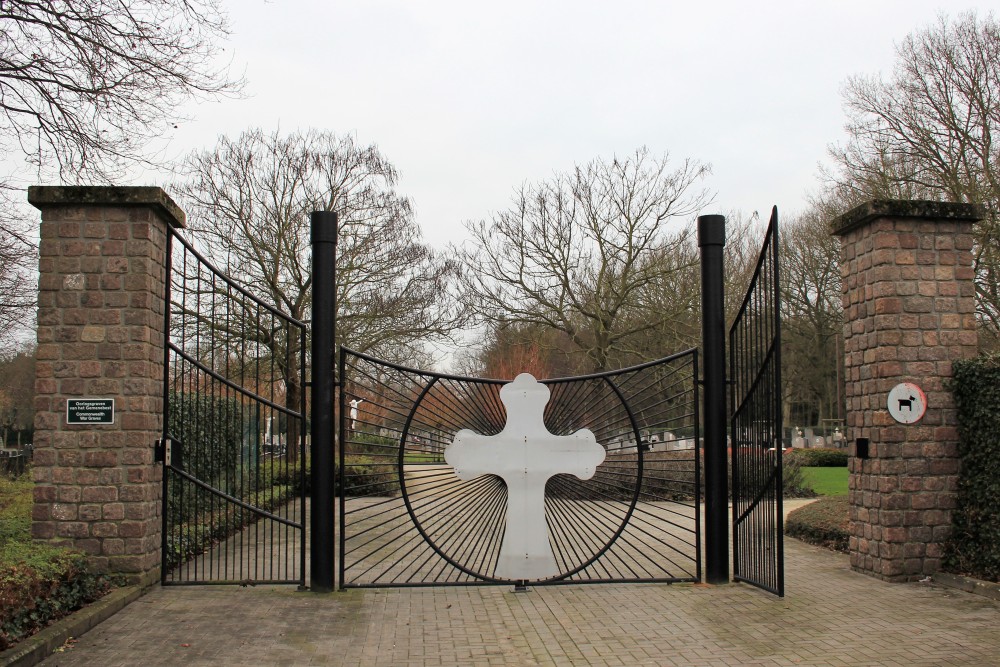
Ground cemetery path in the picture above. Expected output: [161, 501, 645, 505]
[34, 499, 1000, 667]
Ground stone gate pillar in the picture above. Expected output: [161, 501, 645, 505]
[832, 200, 981, 582]
[28, 186, 184, 587]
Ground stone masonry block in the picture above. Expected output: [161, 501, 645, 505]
[833, 199, 980, 582]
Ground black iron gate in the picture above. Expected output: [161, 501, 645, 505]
[337, 348, 701, 588]
[159, 227, 307, 586]
[729, 206, 784, 596]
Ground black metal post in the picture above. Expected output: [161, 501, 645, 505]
[698, 214, 729, 585]
[310, 211, 337, 592]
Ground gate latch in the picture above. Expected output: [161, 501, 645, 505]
[155, 438, 180, 467]
[154, 438, 170, 464]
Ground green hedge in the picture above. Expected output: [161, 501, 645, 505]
[164, 481, 297, 570]
[167, 392, 246, 527]
[785, 448, 849, 467]
[337, 455, 396, 497]
[944, 355, 1000, 583]
[165, 454, 395, 571]
[164, 457, 307, 570]
[785, 496, 850, 552]
[0, 474, 118, 651]
[569, 449, 815, 502]
[348, 432, 397, 456]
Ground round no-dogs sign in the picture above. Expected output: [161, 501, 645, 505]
[887, 383, 927, 424]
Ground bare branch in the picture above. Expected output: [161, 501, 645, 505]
[826, 11, 1000, 337]
[176, 128, 466, 366]
[459, 147, 712, 372]
[0, 0, 243, 181]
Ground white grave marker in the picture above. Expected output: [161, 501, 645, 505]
[444, 373, 606, 580]
[349, 398, 363, 430]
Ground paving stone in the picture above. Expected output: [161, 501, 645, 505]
[33, 530, 1000, 667]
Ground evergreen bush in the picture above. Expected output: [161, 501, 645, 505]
[943, 355, 1000, 583]
[785, 448, 849, 467]
[166, 391, 246, 526]
[0, 474, 118, 650]
[785, 496, 850, 552]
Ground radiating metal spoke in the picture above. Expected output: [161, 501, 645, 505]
[339, 347, 702, 587]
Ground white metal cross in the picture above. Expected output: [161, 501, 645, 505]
[444, 373, 606, 580]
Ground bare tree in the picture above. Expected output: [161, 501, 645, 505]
[178, 128, 464, 359]
[459, 148, 712, 372]
[778, 206, 844, 427]
[177, 129, 465, 459]
[826, 11, 1000, 335]
[0, 0, 242, 342]
[0, 190, 34, 348]
[451, 321, 585, 380]
[1, 0, 241, 179]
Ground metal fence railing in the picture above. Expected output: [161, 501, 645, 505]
[160, 226, 307, 587]
[730, 205, 784, 597]
[339, 347, 701, 588]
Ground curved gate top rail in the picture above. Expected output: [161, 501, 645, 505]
[160, 225, 307, 587]
[338, 347, 702, 588]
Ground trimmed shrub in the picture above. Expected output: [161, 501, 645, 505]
[0, 473, 119, 650]
[163, 480, 296, 570]
[348, 432, 397, 457]
[166, 392, 246, 527]
[786, 496, 849, 553]
[570, 450, 698, 502]
[163, 456, 309, 570]
[786, 448, 848, 467]
[944, 355, 1000, 583]
[337, 455, 396, 497]
[167, 391, 245, 480]
[0, 548, 119, 650]
[164, 453, 393, 570]
[569, 448, 815, 502]
[780, 454, 816, 498]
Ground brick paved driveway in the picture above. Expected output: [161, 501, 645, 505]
[39, 532, 1000, 667]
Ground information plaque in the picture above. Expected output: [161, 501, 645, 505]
[66, 398, 115, 425]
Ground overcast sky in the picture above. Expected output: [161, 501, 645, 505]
[133, 0, 998, 249]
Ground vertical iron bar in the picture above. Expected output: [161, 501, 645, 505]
[730, 285, 741, 582]
[300, 325, 308, 588]
[693, 349, 702, 582]
[310, 211, 338, 592]
[193, 253, 202, 582]
[160, 228, 174, 584]
[771, 208, 785, 596]
[698, 214, 729, 585]
[338, 348, 348, 589]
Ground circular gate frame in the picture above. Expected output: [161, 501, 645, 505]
[396, 372, 646, 584]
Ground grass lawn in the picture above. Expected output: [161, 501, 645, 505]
[403, 452, 442, 464]
[801, 466, 848, 496]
